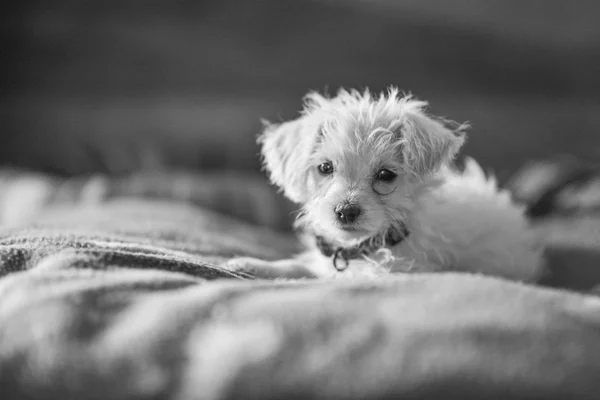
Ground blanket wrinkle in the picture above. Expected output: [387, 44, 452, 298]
[0, 168, 297, 231]
[1, 168, 600, 399]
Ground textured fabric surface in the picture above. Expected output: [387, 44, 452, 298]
[1, 169, 600, 399]
[0, 168, 297, 231]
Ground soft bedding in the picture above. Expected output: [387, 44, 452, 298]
[1, 167, 600, 399]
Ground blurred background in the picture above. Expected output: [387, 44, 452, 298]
[2, 0, 600, 183]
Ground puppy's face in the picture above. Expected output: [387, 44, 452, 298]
[260, 88, 466, 244]
[303, 117, 413, 242]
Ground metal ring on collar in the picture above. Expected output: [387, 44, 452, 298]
[332, 249, 350, 272]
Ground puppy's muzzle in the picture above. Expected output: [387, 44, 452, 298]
[334, 202, 362, 224]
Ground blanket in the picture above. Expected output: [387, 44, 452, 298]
[1, 167, 600, 399]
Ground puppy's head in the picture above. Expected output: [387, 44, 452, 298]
[259, 87, 467, 243]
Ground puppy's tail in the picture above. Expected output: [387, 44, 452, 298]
[442, 156, 516, 209]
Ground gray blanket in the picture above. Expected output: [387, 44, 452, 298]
[1, 168, 600, 399]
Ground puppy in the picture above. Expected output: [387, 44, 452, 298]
[227, 87, 545, 281]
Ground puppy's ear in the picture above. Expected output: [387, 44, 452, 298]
[258, 117, 319, 203]
[400, 107, 467, 177]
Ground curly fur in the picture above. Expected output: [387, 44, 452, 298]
[238, 87, 545, 282]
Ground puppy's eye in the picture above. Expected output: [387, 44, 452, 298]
[375, 169, 397, 182]
[317, 161, 334, 175]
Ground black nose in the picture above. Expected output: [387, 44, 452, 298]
[335, 203, 362, 224]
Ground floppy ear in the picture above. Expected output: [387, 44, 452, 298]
[258, 116, 320, 203]
[400, 108, 467, 177]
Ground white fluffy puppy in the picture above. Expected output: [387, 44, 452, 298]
[228, 87, 545, 281]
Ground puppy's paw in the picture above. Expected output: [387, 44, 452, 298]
[224, 257, 317, 280]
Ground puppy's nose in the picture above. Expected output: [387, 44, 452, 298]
[335, 203, 362, 224]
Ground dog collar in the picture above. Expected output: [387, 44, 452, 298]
[315, 224, 410, 272]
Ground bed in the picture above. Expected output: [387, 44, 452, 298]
[1, 161, 600, 400]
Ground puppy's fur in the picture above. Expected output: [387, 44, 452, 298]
[228, 88, 545, 281]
